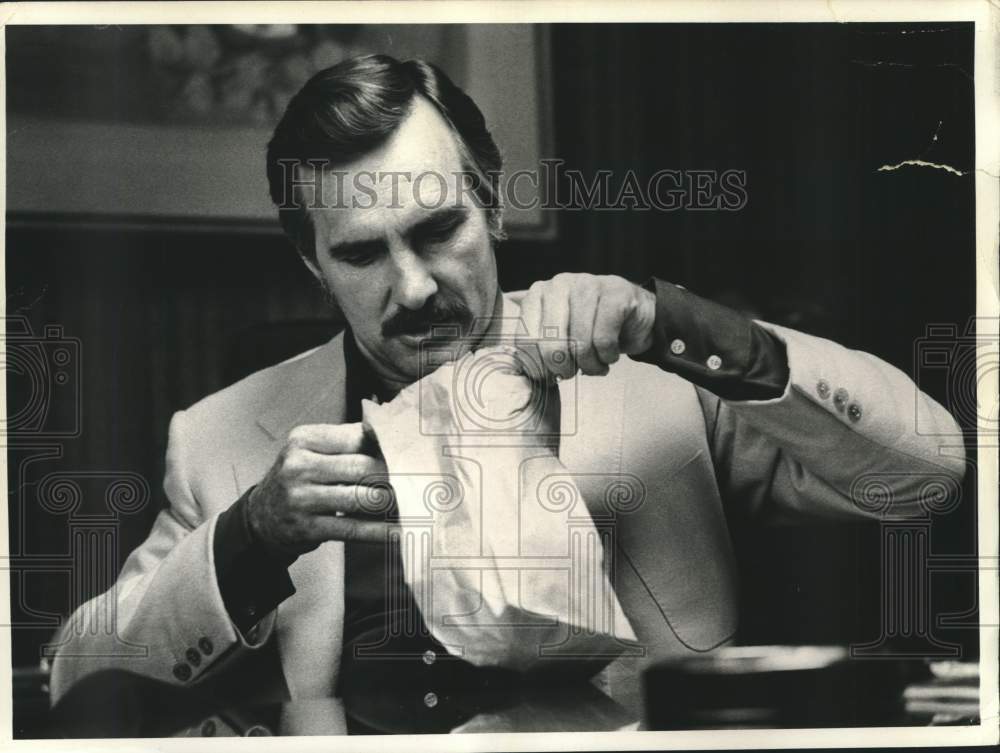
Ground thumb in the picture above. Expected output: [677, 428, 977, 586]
[619, 287, 658, 355]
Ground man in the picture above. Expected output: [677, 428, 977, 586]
[50, 55, 964, 719]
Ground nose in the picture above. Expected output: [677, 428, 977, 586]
[389, 244, 438, 310]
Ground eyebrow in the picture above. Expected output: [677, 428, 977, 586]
[326, 206, 469, 260]
[327, 237, 384, 261]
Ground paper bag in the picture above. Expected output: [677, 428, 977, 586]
[362, 345, 637, 671]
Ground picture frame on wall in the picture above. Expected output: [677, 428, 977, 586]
[5, 24, 555, 239]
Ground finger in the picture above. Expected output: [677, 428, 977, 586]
[299, 452, 387, 484]
[515, 282, 543, 340]
[513, 284, 547, 381]
[538, 283, 576, 379]
[592, 291, 627, 367]
[314, 515, 401, 544]
[619, 284, 657, 356]
[300, 482, 396, 518]
[567, 282, 607, 376]
[505, 290, 528, 305]
[287, 423, 366, 454]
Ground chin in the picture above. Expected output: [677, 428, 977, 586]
[382, 347, 425, 381]
[393, 337, 477, 384]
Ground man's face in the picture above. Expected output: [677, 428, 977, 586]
[301, 96, 499, 386]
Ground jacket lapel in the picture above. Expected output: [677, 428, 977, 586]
[235, 334, 350, 699]
[256, 333, 350, 441]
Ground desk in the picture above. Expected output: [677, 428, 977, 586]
[36, 670, 633, 737]
[17, 659, 980, 738]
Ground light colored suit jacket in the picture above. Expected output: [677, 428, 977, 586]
[49, 297, 964, 706]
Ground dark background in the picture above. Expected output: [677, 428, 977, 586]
[6, 23, 980, 669]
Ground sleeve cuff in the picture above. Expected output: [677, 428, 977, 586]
[214, 487, 297, 636]
[632, 277, 790, 401]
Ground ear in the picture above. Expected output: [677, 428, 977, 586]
[299, 252, 346, 321]
[289, 206, 323, 281]
[300, 252, 322, 282]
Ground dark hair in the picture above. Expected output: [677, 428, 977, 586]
[266, 54, 504, 259]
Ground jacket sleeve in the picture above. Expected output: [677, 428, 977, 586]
[48, 410, 279, 705]
[697, 321, 967, 523]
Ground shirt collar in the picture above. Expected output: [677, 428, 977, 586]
[342, 328, 398, 423]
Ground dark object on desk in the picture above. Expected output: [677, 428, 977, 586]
[48, 669, 289, 738]
[52, 670, 297, 738]
[41, 667, 630, 737]
[46, 640, 288, 738]
[643, 645, 907, 729]
[49, 669, 221, 738]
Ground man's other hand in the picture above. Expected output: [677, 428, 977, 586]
[509, 273, 657, 379]
[247, 423, 396, 557]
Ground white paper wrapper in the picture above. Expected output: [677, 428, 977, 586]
[362, 346, 637, 671]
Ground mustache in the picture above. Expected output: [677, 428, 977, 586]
[381, 295, 473, 338]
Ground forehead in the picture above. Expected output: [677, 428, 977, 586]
[302, 96, 468, 246]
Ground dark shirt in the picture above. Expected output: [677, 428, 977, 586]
[213, 277, 789, 639]
[337, 329, 415, 650]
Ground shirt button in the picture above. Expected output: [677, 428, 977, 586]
[706, 355, 722, 370]
[246, 626, 259, 643]
[816, 379, 831, 399]
[246, 725, 271, 736]
[186, 648, 201, 667]
[669, 338, 686, 355]
[173, 663, 192, 682]
[198, 637, 214, 655]
[423, 691, 439, 708]
[848, 402, 863, 422]
[833, 388, 849, 411]
[422, 650, 437, 666]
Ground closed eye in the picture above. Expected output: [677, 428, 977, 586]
[341, 250, 379, 267]
[413, 208, 468, 245]
[329, 240, 384, 267]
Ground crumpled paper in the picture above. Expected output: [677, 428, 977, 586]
[362, 345, 637, 671]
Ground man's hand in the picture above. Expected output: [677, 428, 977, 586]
[510, 273, 657, 379]
[247, 423, 395, 558]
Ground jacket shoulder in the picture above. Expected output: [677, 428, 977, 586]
[181, 333, 344, 435]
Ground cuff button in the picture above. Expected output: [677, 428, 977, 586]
[848, 402, 863, 422]
[669, 338, 686, 355]
[173, 662, 192, 682]
[186, 648, 201, 667]
[833, 388, 849, 411]
[198, 637, 214, 655]
[816, 380, 831, 399]
[706, 354, 722, 370]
